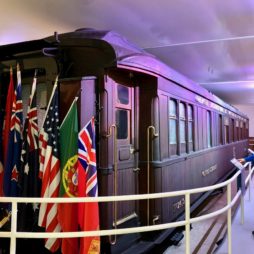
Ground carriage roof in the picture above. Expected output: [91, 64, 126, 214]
[0, 28, 247, 119]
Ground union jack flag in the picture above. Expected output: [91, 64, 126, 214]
[78, 117, 100, 254]
[38, 81, 61, 252]
[3, 65, 23, 197]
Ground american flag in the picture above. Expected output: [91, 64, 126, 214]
[78, 117, 100, 254]
[3, 66, 23, 197]
[38, 83, 61, 252]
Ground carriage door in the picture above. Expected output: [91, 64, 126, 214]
[108, 75, 140, 228]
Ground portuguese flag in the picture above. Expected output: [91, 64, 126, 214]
[58, 98, 79, 254]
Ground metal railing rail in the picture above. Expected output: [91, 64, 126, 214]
[0, 162, 253, 254]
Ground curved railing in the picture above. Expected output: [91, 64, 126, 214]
[0, 162, 253, 254]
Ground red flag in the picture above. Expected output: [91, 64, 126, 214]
[38, 82, 61, 252]
[0, 67, 14, 196]
[78, 117, 100, 254]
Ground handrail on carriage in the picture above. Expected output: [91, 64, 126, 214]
[0, 161, 253, 254]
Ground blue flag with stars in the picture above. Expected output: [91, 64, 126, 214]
[18, 73, 41, 232]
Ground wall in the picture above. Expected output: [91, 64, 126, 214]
[234, 105, 254, 137]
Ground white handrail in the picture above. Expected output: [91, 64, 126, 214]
[0, 169, 243, 203]
[0, 162, 253, 254]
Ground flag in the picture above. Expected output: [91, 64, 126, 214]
[2, 67, 15, 163]
[38, 81, 61, 252]
[0, 109, 3, 196]
[0, 67, 14, 196]
[0, 109, 3, 197]
[3, 65, 23, 197]
[58, 98, 79, 254]
[18, 72, 41, 231]
[78, 117, 100, 254]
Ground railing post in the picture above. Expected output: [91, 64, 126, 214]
[185, 193, 190, 254]
[227, 183, 232, 254]
[240, 192, 244, 225]
[10, 201, 17, 254]
[249, 162, 251, 201]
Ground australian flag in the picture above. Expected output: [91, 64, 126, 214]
[3, 67, 23, 197]
[18, 73, 41, 231]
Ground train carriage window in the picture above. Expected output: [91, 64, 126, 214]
[246, 121, 249, 139]
[240, 121, 243, 140]
[117, 84, 129, 105]
[116, 109, 128, 139]
[169, 99, 177, 145]
[243, 122, 246, 139]
[236, 120, 239, 141]
[188, 105, 194, 152]
[231, 119, 235, 142]
[179, 102, 186, 144]
[219, 115, 223, 145]
[224, 117, 229, 143]
[207, 111, 212, 148]
[115, 84, 131, 141]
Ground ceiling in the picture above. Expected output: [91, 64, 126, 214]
[2, 0, 254, 106]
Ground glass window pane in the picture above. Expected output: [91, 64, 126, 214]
[169, 99, 177, 116]
[188, 122, 193, 142]
[117, 84, 129, 105]
[188, 105, 193, 120]
[116, 109, 128, 139]
[207, 111, 211, 147]
[180, 120, 186, 143]
[169, 119, 177, 144]
[179, 103, 185, 118]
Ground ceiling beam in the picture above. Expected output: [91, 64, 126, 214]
[143, 34, 254, 49]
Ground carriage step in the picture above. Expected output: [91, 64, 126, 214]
[169, 231, 184, 246]
[110, 232, 141, 254]
[110, 216, 142, 254]
[121, 240, 154, 254]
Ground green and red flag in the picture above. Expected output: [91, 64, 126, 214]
[58, 98, 79, 254]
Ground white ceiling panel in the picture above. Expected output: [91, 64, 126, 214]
[2, 0, 254, 105]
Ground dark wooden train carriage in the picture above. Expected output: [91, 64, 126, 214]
[0, 28, 249, 253]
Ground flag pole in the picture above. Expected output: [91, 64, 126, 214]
[16, 63, 21, 84]
[41, 76, 59, 127]
[60, 96, 79, 128]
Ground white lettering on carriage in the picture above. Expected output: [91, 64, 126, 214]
[201, 164, 217, 177]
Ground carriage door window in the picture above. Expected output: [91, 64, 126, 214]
[224, 117, 229, 143]
[179, 102, 187, 153]
[116, 84, 130, 141]
[169, 99, 177, 156]
[188, 105, 194, 152]
[207, 111, 212, 148]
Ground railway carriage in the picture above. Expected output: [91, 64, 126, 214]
[0, 28, 249, 253]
